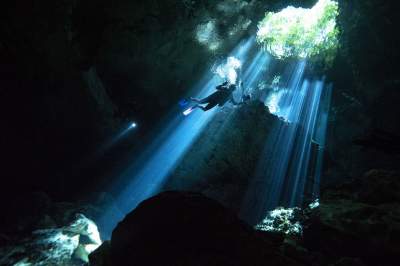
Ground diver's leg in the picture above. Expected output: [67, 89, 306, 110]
[190, 97, 202, 103]
[200, 102, 218, 111]
[191, 104, 207, 110]
[191, 95, 212, 104]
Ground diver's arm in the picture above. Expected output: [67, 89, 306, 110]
[216, 81, 229, 90]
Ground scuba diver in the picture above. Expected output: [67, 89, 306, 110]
[183, 81, 249, 115]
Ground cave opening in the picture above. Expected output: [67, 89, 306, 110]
[257, 0, 339, 63]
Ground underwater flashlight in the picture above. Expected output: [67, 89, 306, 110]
[130, 122, 137, 129]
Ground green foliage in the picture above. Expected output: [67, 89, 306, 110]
[257, 0, 339, 64]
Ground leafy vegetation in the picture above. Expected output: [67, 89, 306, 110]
[257, 0, 339, 64]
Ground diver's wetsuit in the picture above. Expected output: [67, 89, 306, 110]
[191, 82, 239, 111]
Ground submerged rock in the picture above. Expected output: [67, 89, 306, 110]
[255, 205, 310, 236]
[90, 191, 301, 266]
[255, 207, 301, 235]
[166, 101, 275, 212]
[303, 170, 400, 266]
[0, 214, 102, 265]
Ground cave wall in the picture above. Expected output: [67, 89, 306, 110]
[325, 0, 400, 182]
[0, 0, 117, 201]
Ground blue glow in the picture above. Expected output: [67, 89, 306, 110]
[240, 60, 332, 224]
[130, 122, 137, 129]
[179, 99, 189, 107]
[98, 37, 262, 238]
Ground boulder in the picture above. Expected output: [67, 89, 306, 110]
[0, 214, 102, 265]
[90, 191, 302, 266]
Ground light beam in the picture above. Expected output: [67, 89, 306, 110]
[98, 37, 264, 238]
[240, 60, 332, 225]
